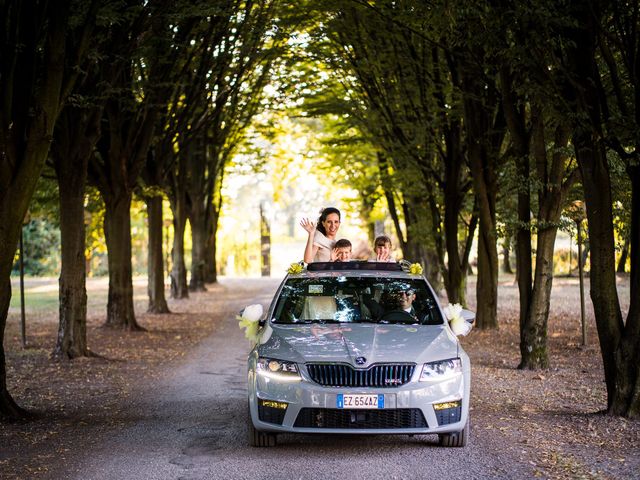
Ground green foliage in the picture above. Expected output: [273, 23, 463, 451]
[27, 168, 60, 225]
[11, 219, 61, 276]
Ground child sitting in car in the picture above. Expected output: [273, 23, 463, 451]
[370, 235, 396, 262]
[331, 238, 352, 262]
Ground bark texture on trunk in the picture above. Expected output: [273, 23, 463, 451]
[611, 164, 640, 417]
[617, 237, 629, 273]
[461, 57, 502, 329]
[563, 0, 640, 417]
[103, 193, 141, 330]
[147, 195, 169, 313]
[167, 153, 190, 298]
[502, 237, 513, 274]
[475, 213, 499, 329]
[189, 210, 208, 292]
[468, 132, 499, 329]
[52, 105, 102, 359]
[0, 279, 29, 419]
[518, 120, 575, 369]
[170, 196, 189, 299]
[576, 134, 623, 403]
[0, 135, 53, 415]
[443, 176, 465, 304]
[204, 202, 219, 284]
[519, 228, 557, 369]
[55, 166, 89, 358]
[0, 0, 97, 418]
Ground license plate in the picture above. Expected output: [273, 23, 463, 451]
[337, 394, 384, 409]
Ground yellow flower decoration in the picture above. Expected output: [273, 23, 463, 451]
[237, 304, 264, 343]
[287, 262, 304, 275]
[238, 317, 260, 342]
[409, 263, 423, 275]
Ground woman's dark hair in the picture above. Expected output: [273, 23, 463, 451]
[316, 207, 341, 235]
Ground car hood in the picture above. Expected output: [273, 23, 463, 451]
[259, 323, 457, 367]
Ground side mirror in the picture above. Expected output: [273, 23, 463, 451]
[447, 307, 475, 336]
[461, 309, 475, 324]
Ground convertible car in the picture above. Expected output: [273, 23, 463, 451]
[246, 261, 474, 447]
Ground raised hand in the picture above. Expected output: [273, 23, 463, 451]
[376, 250, 390, 262]
[300, 218, 316, 234]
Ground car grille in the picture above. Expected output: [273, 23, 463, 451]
[306, 363, 415, 388]
[294, 408, 427, 429]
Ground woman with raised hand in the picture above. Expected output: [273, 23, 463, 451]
[300, 207, 341, 263]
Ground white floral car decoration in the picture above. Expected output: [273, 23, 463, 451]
[238, 304, 264, 343]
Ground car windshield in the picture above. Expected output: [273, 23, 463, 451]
[272, 277, 443, 325]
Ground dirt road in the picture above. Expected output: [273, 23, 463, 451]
[55, 278, 520, 480]
[2, 277, 638, 479]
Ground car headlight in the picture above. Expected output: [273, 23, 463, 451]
[256, 357, 301, 382]
[419, 358, 462, 381]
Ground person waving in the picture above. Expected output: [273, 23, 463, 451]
[300, 207, 341, 263]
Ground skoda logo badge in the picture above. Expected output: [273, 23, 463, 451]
[355, 356, 367, 365]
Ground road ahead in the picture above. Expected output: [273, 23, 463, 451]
[64, 278, 515, 480]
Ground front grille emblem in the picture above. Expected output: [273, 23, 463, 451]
[355, 356, 367, 365]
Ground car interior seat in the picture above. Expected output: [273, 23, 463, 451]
[302, 296, 337, 320]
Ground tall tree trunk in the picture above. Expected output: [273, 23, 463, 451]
[0, 37, 65, 418]
[611, 164, 640, 417]
[169, 194, 189, 299]
[565, 0, 629, 411]
[54, 158, 89, 358]
[146, 194, 169, 313]
[189, 202, 207, 292]
[461, 61, 501, 329]
[0, 279, 28, 419]
[103, 192, 141, 330]
[575, 133, 623, 405]
[617, 236, 629, 273]
[475, 212, 499, 329]
[502, 237, 513, 274]
[204, 203, 219, 283]
[500, 65, 532, 333]
[443, 188, 465, 305]
[186, 132, 208, 291]
[166, 152, 190, 298]
[52, 105, 102, 359]
[518, 117, 576, 369]
[562, 0, 639, 413]
[0, 0, 97, 419]
[519, 227, 558, 368]
[468, 141, 499, 329]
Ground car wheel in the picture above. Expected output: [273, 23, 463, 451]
[438, 418, 469, 447]
[248, 405, 277, 447]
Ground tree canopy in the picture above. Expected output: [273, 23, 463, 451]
[1, 0, 638, 419]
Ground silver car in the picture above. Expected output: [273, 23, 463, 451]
[246, 261, 474, 447]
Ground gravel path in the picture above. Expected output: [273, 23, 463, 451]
[57, 278, 531, 480]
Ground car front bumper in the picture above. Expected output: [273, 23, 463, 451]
[248, 355, 471, 435]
